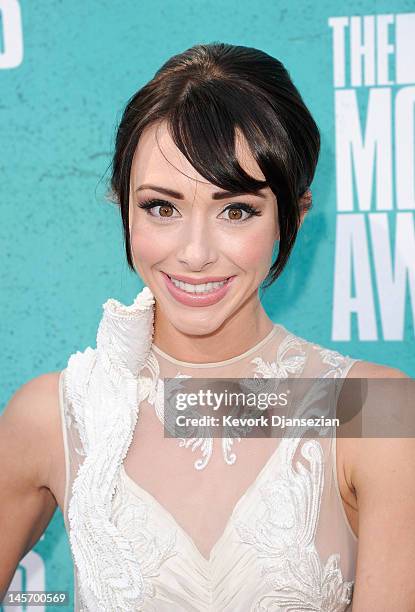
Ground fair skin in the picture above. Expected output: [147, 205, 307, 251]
[1, 121, 414, 610]
[129, 121, 280, 363]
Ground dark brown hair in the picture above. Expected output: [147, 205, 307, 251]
[109, 42, 320, 289]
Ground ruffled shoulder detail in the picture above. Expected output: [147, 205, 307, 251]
[98, 285, 155, 377]
[65, 285, 156, 611]
[64, 346, 96, 456]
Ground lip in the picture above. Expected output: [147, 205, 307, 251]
[163, 272, 232, 284]
[161, 271, 236, 307]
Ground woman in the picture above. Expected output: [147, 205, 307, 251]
[1, 43, 414, 611]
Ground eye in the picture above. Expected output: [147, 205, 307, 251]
[136, 198, 179, 220]
[136, 198, 263, 223]
[220, 203, 262, 223]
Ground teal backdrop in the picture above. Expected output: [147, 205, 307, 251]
[1, 0, 414, 610]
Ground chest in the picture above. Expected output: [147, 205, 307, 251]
[48, 403, 359, 554]
[121, 403, 359, 556]
[108, 429, 357, 612]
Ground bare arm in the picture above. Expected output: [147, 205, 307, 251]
[0, 372, 61, 599]
[345, 362, 415, 610]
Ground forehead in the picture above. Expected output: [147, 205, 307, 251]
[130, 120, 266, 194]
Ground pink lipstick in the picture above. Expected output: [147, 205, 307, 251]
[161, 271, 236, 307]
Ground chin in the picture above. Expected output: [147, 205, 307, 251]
[168, 312, 227, 337]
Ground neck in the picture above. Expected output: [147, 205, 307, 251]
[152, 293, 274, 364]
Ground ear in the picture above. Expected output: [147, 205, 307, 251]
[299, 207, 309, 228]
[298, 189, 312, 228]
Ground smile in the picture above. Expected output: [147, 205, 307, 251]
[161, 272, 236, 307]
[168, 275, 230, 293]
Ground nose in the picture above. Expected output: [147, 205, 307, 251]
[176, 213, 217, 271]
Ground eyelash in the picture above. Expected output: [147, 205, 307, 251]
[136, 198, 263, 223]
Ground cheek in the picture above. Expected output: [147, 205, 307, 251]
[130, 217, 184, 279]
[227, 225, 275, 271]
[130, 225, 168, 264]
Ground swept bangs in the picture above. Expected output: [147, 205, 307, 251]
[109, 42, 320, 288]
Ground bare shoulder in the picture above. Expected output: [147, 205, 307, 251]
[0, 371, 63, 490]
[343, 363, 415, 605]
[337, 359, 411, 517]
[346, 359, 410, 379]
[0, 373, 64, 587]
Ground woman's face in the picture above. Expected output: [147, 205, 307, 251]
[128, 121, 279, 336]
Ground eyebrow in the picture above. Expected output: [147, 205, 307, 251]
[135, 183, 267, 200]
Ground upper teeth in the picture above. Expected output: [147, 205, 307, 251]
[170, 276, 228, 293]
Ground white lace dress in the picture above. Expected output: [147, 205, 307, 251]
[58, 286, 359, 611]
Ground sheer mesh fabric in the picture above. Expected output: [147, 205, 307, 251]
[58, 321, 359, 611]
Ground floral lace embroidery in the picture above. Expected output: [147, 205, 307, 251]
[251, 332, 307, 379]
[312, 345, 354, 378]
[111, 473, 177, 601]
[234, 438, 354, 611]
[63, 286, 358, 610]
[139, 332, 308, 471]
